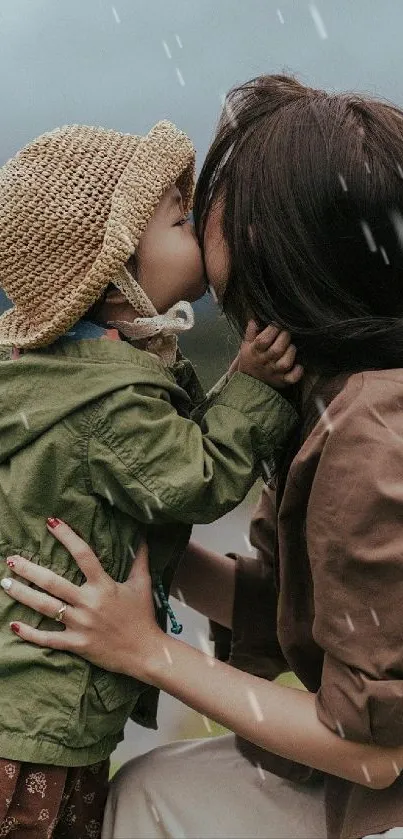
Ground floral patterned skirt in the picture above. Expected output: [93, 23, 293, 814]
[0, 757, 110, 838]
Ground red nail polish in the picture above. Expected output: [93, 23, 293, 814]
[47, 517, 62, 529]
[10, 623, 20, 634]
[6, 559, 15, 569]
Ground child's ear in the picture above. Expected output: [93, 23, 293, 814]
[104, 284, 126, 305]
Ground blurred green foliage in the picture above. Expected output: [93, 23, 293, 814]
[179, 298, 239, 391]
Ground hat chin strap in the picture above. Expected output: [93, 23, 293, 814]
[109, 266, 195, 365]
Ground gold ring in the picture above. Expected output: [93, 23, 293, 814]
[54, 603, 67, 623]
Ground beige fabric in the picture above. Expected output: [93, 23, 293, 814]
[103, 734, 326, 839]
[109, 277, 195, 365]
[103, 734, 403, 838]
[0, 120, 194, 351]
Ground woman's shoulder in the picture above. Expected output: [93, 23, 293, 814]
[326, 368, 403, 424]
[296, 368, 403, 463]
[299, 368, 403, 472]
[286, 369, 403, 513]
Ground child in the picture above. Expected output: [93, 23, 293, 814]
[0, 121, 301, 838]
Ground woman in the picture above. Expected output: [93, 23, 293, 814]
[3, 74, 403, 839]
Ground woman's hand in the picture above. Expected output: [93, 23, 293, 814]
[2, 522, 402, 790]
[1, 520, 164, 680]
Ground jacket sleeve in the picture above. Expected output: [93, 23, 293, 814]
[225, 487, 289, 679]
[210, 488, 313, 785]
[190, 371, 229, 425]
[87, 371, 297, 525]
[307, 381, 403, 746]
[210, 487, 288, 677]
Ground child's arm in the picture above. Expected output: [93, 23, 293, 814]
[195, 322, 302, 419]
[87, 326, 302, 526]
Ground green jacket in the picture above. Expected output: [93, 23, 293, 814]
[0, 336, 297, 766]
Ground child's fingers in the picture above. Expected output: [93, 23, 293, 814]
[271, 344, 297, 373]
[264, 330, 292, 360]
[253, 324, 281, 351]
[282, 364, 304, 385]
[46, 519, 104, 585]
[244, 320, 260, 343]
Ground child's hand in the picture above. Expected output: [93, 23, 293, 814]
[238, 321, 303, 388]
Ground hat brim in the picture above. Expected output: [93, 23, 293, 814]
[0, 121, 195, 348]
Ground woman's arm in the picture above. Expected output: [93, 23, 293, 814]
[172, 541, 235, 628]
[147, 630, 399, 790]
[2, 521, 401, 792]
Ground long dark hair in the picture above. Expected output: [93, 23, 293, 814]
[194, 74, 403, 374]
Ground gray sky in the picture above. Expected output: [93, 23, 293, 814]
[1, 0, 402, 359]
[0, 0, 402, 167]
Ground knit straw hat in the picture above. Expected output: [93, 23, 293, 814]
[0, 121, 195, 350]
